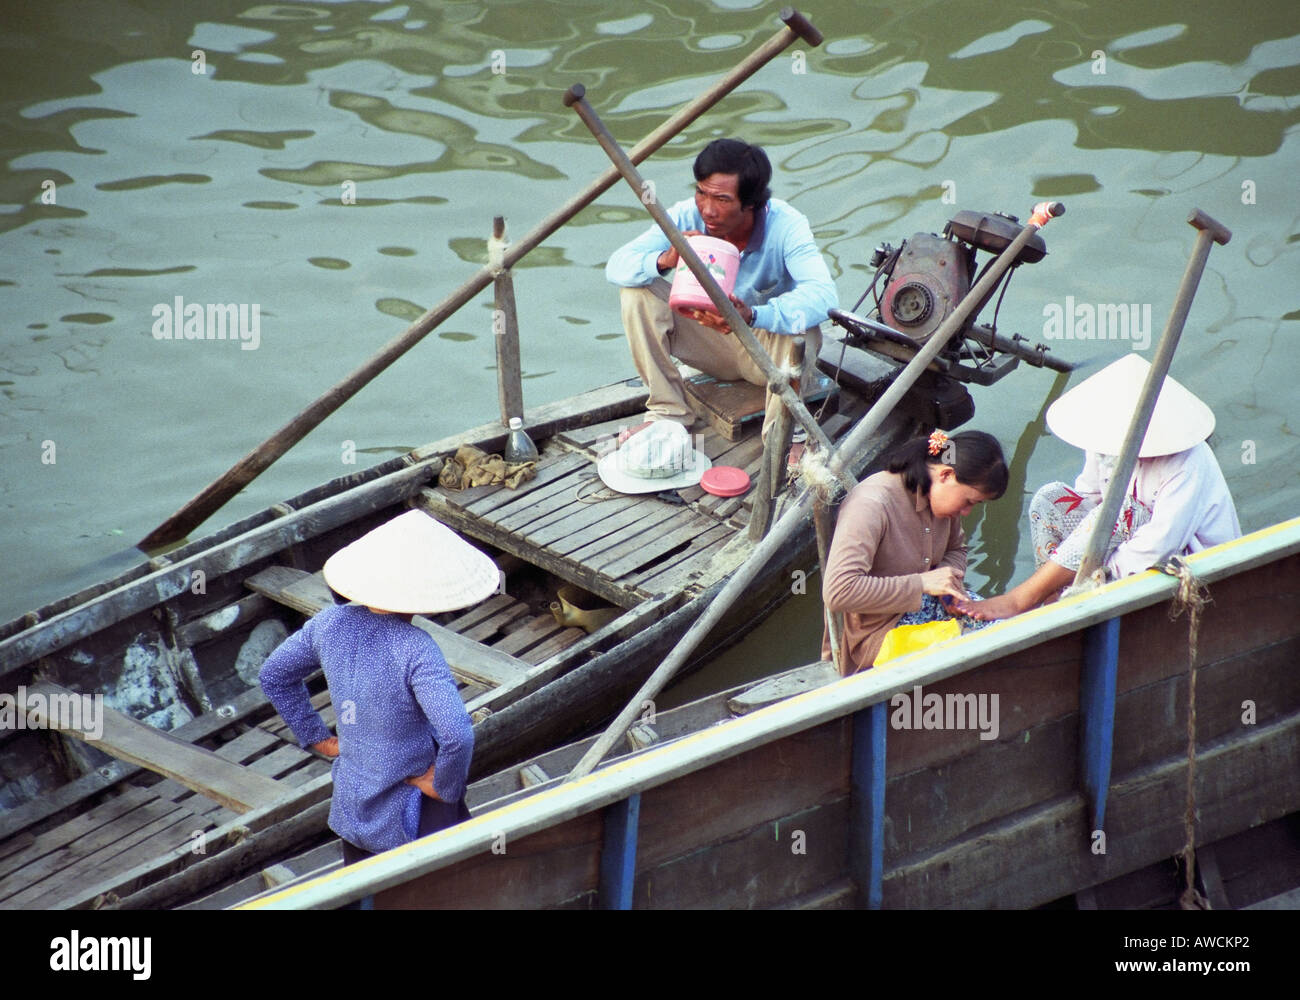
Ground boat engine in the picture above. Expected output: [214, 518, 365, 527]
[826, 208, 1060, 429]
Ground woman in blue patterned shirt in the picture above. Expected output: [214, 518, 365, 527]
[260, 510, 499, 863]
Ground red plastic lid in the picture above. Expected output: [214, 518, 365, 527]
[700, 466, 751, 497]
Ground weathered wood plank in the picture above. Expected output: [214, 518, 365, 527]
[441, 593, 516, 633]
[375, 810, 603, 909]
[626, 522, 734, 591]
[414, 618, 533, 689]
[600, 514, 724, 581]
[0, 785, 161, 883]
[245, 566, 333, 616]
[175, 593, 274, 648]
[518, 494, 638, 550]
[0, 680, 285, 843]
[23, 682, 285, 815]
[468, 452, 591, 519]
[634, 799, 848, 909]
[1, 792, 195, 907]
[457, 601, 532, 643]
[418, 487, 645, 608]
[76, 775, 334, 911]
[1, 462, 440, 676]
[882, 710, 1300, 908]
[245, 563, 532, 690]
[543, 497, 658, 556]
[579, 508, 708, 576]
[492, 616, 566, 658]
[728, 662, 839, 715]
[518, 626, 585, 666]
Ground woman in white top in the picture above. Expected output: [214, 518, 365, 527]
[958, 354, 1241, 620]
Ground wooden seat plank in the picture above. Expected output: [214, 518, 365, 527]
[414, 618, 532, 688]
[553, 415, 642, 453]
[0, 681, 295, 845]
[245, 566, 532, 690]
[23, 682, 284, 815]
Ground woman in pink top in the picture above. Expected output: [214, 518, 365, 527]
[823, 430, 1008, 674]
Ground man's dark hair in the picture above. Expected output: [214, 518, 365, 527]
[693, 139, 772, 212]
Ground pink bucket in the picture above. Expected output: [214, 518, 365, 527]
[668, 235, 740, 316]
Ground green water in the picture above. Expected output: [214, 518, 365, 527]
[1, 2, 1297, 695]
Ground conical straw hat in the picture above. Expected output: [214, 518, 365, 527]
[323, 510, 499, 614]
[1046, 353, 1215, 458]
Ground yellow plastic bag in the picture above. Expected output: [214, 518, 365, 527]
[874, 618, 962, 665]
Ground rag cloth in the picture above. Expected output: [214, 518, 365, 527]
[439, 444, 537, 491]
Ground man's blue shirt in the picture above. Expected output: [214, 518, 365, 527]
[605, 197, 837, 335]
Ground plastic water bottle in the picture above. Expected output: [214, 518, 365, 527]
[504, 417, 539, 463]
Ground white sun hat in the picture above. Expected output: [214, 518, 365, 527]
[1046, 353, 1216, 458]
[323, 510, 499, 614]
[597, 420, 711, 494]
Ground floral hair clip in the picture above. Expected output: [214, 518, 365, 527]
[927, 430, 949, 457]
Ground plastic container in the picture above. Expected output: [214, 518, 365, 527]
[504, 417, 539, 463]
[668, 235, 741, 317]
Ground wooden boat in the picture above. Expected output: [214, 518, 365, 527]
[229, 517, 1300, 909]
[0, 342, 935, 910]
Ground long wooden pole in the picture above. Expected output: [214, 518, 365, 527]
[1073, 209, 1231, 585]
[568, 204, 1065, 779]
[138, 9, 825, 550]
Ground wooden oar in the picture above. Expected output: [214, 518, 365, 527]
[568, 202, 1065, 780]
[1073, 209, 1231, 585]
[138, 8, 825, 551]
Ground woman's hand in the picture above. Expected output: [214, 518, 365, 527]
[311, 736, 339, 758]
[919, 566, 966, 603]
[405, 764, 443, 801]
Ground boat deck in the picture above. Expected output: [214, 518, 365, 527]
[417, 398, 819, 609]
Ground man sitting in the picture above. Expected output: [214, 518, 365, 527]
[605, 138, 837, 439]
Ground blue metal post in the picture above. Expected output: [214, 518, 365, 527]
[850, 702, 887, 909]
[598, 793, 641, 909]
[1079, 616, 1121, 832]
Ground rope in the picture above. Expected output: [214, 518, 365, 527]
[574, 474, 620, 503]
[794, 448, 843, 505]
[1164, 555, 1212, 910]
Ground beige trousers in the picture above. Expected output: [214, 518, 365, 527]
[620, 281, 823, 437]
